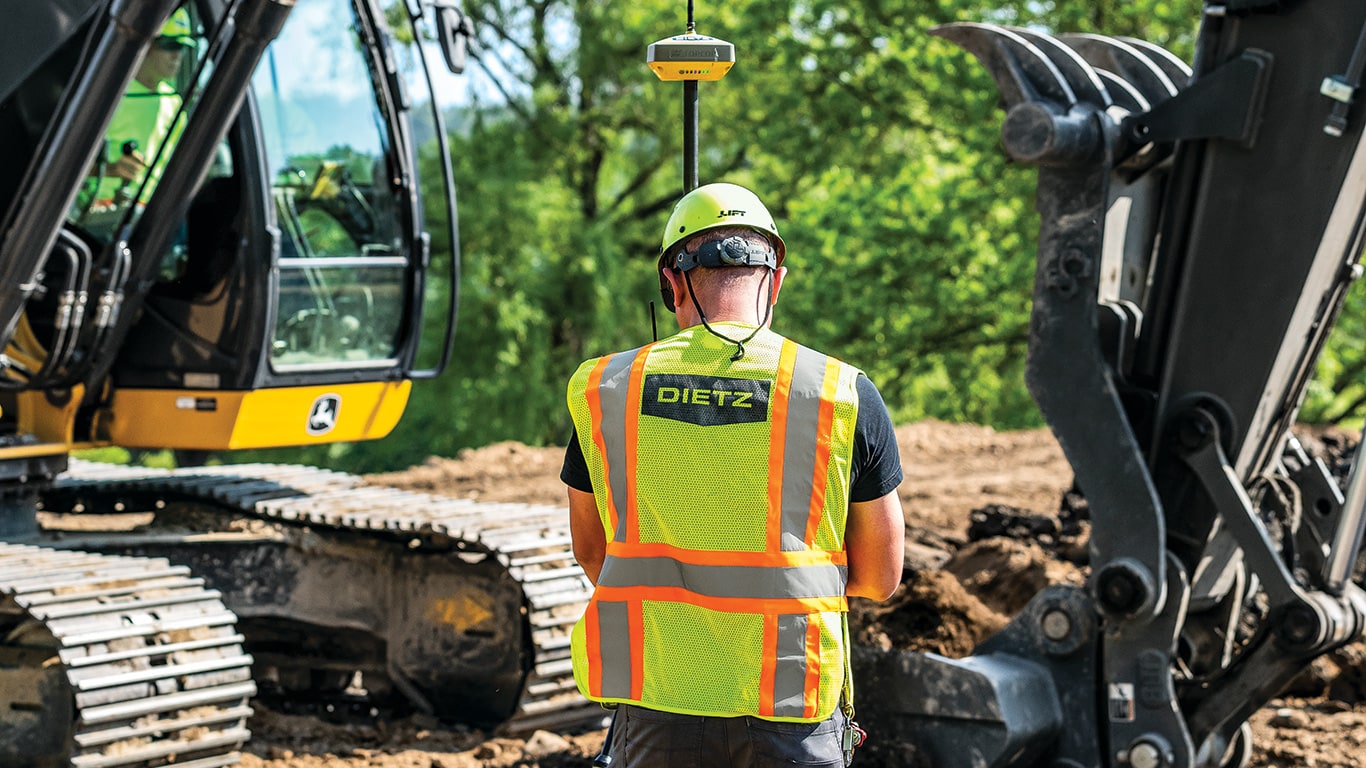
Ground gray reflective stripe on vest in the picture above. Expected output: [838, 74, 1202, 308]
[774, 614, 811, 718]
[780, 346, 829, 551]
[597, 348, 643, 543]
[597, 556, 847, 599]
[596, 600, 633, 699]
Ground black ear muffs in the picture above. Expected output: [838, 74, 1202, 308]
[674, 236, 777, 271]
[659, 235, 778, 313]
[657, 253, 677, 313]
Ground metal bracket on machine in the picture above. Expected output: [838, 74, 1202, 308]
[1320, 20, 1366, 137]
[1122, 49, 1274, 149]
[1281, 435, 1346, 584]
[1173, 405, 1366, 754]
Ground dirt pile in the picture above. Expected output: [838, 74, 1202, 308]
[367, 441, 569, 506]
[237, 420, 1366, 768]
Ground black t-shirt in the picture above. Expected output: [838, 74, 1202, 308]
[560, 374, 902, 503]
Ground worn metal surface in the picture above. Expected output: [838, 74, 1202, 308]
[0, 543, 253, 767]
[917, 7, 1366, 765]
[45, 460, 599, 734]
[854, 586, 1097, 768]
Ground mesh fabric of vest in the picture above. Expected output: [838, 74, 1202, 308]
[566, 323, 861, 721]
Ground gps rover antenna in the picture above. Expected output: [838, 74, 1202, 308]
[646, 1, 734, 193]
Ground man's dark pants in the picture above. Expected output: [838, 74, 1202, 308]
[606, 703, 847, 767]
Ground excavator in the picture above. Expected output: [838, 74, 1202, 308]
[0, 1, 599, 765]
[9, 0, 1366, 767]
[853, 2, 1366, 767]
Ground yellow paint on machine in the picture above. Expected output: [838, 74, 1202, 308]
[426, 594, 495, 634]
[16, 384, 86, 444]
[100, 380, 412, 450]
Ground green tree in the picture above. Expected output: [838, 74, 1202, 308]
[239, 0, 1233, 473]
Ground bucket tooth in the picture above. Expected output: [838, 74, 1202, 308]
[1061, 33, 1181, 107]
[1094, 69, 1151, 112]
[1008, 26, 1113, 109]
[930, 22, 1077, 109]
[1118, 36, 1192, 89]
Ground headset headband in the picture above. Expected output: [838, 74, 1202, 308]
[672, 235, 777, 272]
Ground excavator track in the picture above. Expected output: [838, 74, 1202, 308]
[42, 460, 601, 736]
[0, 542, 254, 768]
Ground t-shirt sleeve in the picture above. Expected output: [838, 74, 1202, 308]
[849, 374, 903, 502]
[560, 427, 595, 493]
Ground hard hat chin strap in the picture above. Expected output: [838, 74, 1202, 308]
[682, 267, 775, 361]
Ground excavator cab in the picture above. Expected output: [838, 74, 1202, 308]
[0, 3, 496, 766]
[0, 0, 463, 459]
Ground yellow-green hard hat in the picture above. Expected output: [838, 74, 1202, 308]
[660, 182, 785, 266]
[161, 8, 195, 47]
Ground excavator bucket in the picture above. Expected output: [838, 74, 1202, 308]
[858, 7, 1366, 767]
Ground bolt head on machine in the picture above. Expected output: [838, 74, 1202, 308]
[646, 33, 735, 81]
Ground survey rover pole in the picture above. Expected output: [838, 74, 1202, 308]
[681, 0, 697, 190]
[684, 78, 698, 191]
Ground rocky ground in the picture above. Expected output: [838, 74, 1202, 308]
[237, 421, 1366, 767]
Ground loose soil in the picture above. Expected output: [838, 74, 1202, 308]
[239, 421, 1365, 767]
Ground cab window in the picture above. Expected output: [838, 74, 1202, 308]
[69, 6, 205, 241]
[253, 0, 408, 370]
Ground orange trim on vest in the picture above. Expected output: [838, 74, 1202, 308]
[605, 540, 847, 568]
[767, 340, 799, 551]
[591, 585, 847, 615]
[585, 357, 617, 534]
[623, 346, 652, 544]
[802, 616, 822, 718]
[585, 601, 603, 698]
[805, 359, 839, 546]
[759, 615, 779, 717]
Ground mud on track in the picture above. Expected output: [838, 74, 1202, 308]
[239, 421, 1366, 768]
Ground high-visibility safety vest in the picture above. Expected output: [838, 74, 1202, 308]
[566, 322, 863, 722]
[83, 80, 184, 209]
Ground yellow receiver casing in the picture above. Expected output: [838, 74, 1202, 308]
[646, 33, 735, 82]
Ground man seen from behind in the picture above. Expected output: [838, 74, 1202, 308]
[561, 182, 905, 766]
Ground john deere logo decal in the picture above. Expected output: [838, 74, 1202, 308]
[307, 394, 341, 435]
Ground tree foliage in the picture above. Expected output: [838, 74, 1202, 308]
[309, 0, 1198, 472]
[239, 0, 1366, 473]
